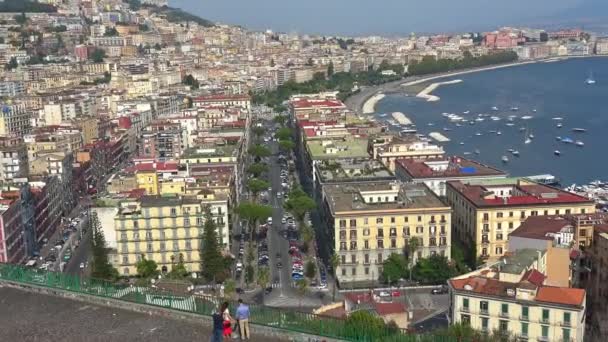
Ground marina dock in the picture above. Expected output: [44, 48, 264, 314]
[391, 112, 412, 125]
[417, 79, 463, 102]
[429, 132, 450, 142]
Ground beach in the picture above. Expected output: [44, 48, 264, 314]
[416, 79, 463, 102]
[362, 93, 385, 114]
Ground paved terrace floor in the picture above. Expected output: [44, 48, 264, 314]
[0, 287, 287, 342]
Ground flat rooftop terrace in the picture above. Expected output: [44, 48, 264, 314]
[0, 286, 284, 342]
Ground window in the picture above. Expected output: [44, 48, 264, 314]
[462, 298, 469, 310]
[377, 253, 383, 263]
[376, 217, 383, 224]
[544, 210, 549, 215]
[364, 254, 369, 264]
[563, 312, 571, 326]
[340, 220, 346, 228]
[350, 219, 357, 227]
[351, 255, 356, 264]
[341, 268, 346, 276]
[160, 242, 166, 251]
[581, 208, 586, 214]
[403, 227, 410, 236]
[497, 212, 503, 218]
[364, 218, 369, 225]
[521, 306, 529, 320]
[461, 314, 470, 325]
[417, 216, 422, 222]
[521, 322, 529, 337]
[497, 223, 502, 230]
[501, 303, 509, 315]
[531, 210, 538, 216]
[509, 211, 514, 217]
[404, 216, 409, 223]
[351, 268, 356, 275]
[339, 231, 347, 240]
[350, 241, 357, 250]
[499, 320, 508, 333]
[555, 209, 560, 215]
[350, 230, 357, 239]
[377, 240, 384, 248]
[364, 240, 369, 249]
[481, 317, 489, 331]
[416, 226, 424, 234]
[185, 240, 192, 250]
[483, 213, 489, 220]
[184, 217, 190, 226]
[390, 217, 395, 223]
[520, 211, 526, 219]
[562, 328, 570, 341]
[508, 222, 514, 229]
[496, 233, 503, 240]
[391, 239, 397, 248]
[480, 301, 489, 314]
[377, 228, 384, 237]
[542, 309, 550, 322]
[363, 229, 370, 236]
[170, 208, 177, 216]
[340, 242, 347, 251]
[122, 256, 128, 265]
[496, 247, 503, 255]
[341, 255, 346, 264]
[364, 267, 369, 275]
[483, 224, 489, 232]
[580, 229, 586, 237]
[541, 325, 549, 338]
[147, 243, 153, 252]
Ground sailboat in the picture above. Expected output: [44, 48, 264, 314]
[586, 71, 596, 85]
[524, 127, 532, 144]
[502, 155, 509, 163]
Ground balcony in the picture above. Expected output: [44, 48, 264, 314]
[479, 309, 489, 316]
[539, 318, 550, 325]
[460, 307, 470, 313]
[520, 315, 529, 322]
[537, 336, 549, 342]
[439, 231, 447, 236]
[560, 321, 572, 327]
[498, 311, 509, 318]
[482, 240, 490, 244]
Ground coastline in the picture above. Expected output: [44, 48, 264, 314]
[362, 93, 385, 114]
[416, 79, 463, 102]
[352, 55, 608, 115]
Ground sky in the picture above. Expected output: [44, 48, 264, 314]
[170, 0, 588, 36]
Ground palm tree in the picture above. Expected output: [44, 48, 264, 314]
[329, 253, 340, 302]
[295, 278, 309, 308]
[300, 224, 314, 252]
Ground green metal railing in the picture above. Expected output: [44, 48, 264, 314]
[0, 263, 455, 342]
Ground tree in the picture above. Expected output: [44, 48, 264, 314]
[182, 74, 199, 90]
[295, 278, 308, 308]
[412, 255, 458, 285]
[200, 209, 226, 282]
[154, 43, 162, 50]
[278, 139, 295, 152]
[345, 311, 389, 340]
[329, 253, 340, 301]
[306, 57, 314, 66]
[270, 58, 275, 67]
[273, 115, 287, 126]
[246, 163, 268, 178]
[304, 259, 316, 279]
[327, 61, 334, 77]
[245, 264, 255, 285]
[248, 144, 271, 159]
[381, 253, 408, 285]
[167, 253, 188, 279]
[223, 279, 236, 299]
[90, 212, 119, 281]
[5, 57, 18, 71]
[257, 267, 270, 289]
[247, 178, 270, 199]
[237, 201, 272, 242]
[252, 126, 266, 138]
[104, 27, 119, 37]
[136, 254, 159, 279]
[127, 0, 141, 11]
[90, 48, 106, 63]
[300, 224, 314, 253]
[14, 12, 27, 26]
[275, 127, 293, 141]
[283, 187, 316, 224]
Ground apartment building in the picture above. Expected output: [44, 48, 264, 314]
[0, 136, 28, 183]
[368, 134, 445, 172]
[584, 224, 608, 338]
[445, 178, 595, 261]
[449, 249, 586, 342]
[395, 156, 507, 197]
[192, 94, 251, 111]
[113, 193, 229, 276]
[0, 104, 32, 137]
[322, 181, 451, 286]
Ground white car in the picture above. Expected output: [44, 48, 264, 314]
[267, 217, 273, 224]
[79, 262, 85, 269]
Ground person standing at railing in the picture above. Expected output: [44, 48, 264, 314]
[235, 299, 250, 340]
[211, 305, 225, 342]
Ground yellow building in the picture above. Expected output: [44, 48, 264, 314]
[449, 248, 586, 341]
[445, 178, 595, 261]
[113, 193, 229, 276]
[323, 181, 451, 286]
[368, 134, 445, 172]
[135, 170, 158, 195]
[179, 144, 238, 165]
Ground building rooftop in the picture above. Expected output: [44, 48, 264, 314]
[509, 215, 574, 241]
[316, 158, 394, 184]
[396, 156, 506, 179]
[182, 143, 238, 159]
[324, 181, 448, 214]
[290, 98, 346, 109]
[306, 136, 369, 160]
[447, 178, 593, 208]
[500, 248, 542, 275]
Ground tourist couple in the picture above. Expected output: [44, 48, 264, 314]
[211, 299, 250, 342]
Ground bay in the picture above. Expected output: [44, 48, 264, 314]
[375, 57, 608, 185]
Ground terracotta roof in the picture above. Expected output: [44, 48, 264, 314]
[396, 156, 506, 179]
[535, 286, 585, 306]
[509, 215, 572, 240]
[374, 302, 407, 316]
[522, 269, 546, 287]
[193, 94, 250, 102]
[290, 99, 345, 109]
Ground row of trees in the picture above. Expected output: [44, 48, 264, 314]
[408, 50, 518, 76]
[251, 63, 403, 111]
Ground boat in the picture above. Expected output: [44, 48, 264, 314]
[572, 128, 587, 133]
[586, 71, 596, 85]
[519, 127, 526, 132]
[529, 134, 535, 139]
[456, 123, 462, 127]
[525, 137, 532, 144]
[492, 106, 499, 111]
[556, 136, 562, 141]
[552, 117, 563, 121]
[507, 148, 515, 153]
[400, 128, 417, 134]
[532, 109, 537, 113]
[497, 131, 502, 135]
[379, 113, 388, 117]
[442, 127, 452, 131]
[475, 132, 482, 136]
[554, 150, 561, 156]
[474, 149, 480, 154]
[463, 110, 470, 114]
[521, 116, 533, 120]
[526, 174, 560, 186]
[502, 156, 509, 163]
[557, 123, 563, 128]
[506, 123, 515, 127]
[512, 150, 520, 156]
[475, 118, 485, 122]
[463, 152, 472, 155]
[511, 107, 519, 111]
[459, 142, 465, 145]
[427, 122, 435, 126]
[576, 140, 584, 147]
[491, 116, 501, 121]
[561, 137, 574, 144]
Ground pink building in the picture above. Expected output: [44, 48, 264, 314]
[484, 31, 524, 49]
[74, 45, 89, 62]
